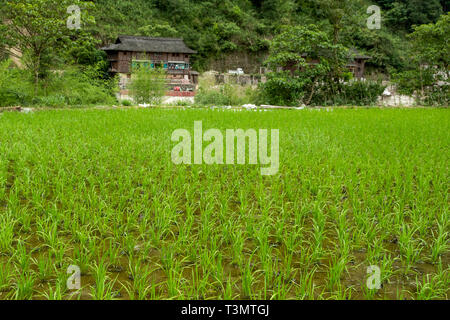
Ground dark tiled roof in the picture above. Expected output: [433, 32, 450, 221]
[349, 48, 371, 60]
[101, 36, 197, 54]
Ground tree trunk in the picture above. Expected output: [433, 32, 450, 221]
[333, 25, 339, 45]
[419, 66, 424, 98]
[306, 81, 316, 106]
[34, 53, 41, 96]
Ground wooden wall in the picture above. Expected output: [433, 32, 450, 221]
[108, 51, 192, 74]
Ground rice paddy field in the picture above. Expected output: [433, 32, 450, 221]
[0, 107, 448, 300]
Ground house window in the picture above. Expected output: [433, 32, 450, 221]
[168, 63, 189, 70]
[132, 60, 152, 71]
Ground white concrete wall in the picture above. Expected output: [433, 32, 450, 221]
[378, 86, 416, 107]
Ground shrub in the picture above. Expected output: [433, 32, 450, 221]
[129, 67, 167, 105]
[257, 72, 305, 106]
[194, 74, 259, 106]
[422, 85, 449, 106]
[259, 74, 386, 106]
[121, 99, 132, 106]
[310, 81, 386, 106]
[0, 61, 117, 107]
[175, 99, 192, 107]
[41, 68, 117, 106]
[389, 13, 450, 106]
[392, 69, 449, 106]
[0, 60, 34, 107]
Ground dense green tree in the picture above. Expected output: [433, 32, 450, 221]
[261, 25, 348, 105]
[259, 0, 296, 25]
[373, 0, 444, 31]
[130, 66, 167, 105]
[1, 0, 448, 100]
[313, 0, 357, 45]
[81, 0, 448, 72]
[393, 13, 449, 104]
[0, 0, 94, 92]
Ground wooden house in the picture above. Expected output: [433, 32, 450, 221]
[102, 36, 198, 96]
[347, 49, 371, 80]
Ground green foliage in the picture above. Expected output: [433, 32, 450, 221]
[0, 61, 117, 107]
[0, 60, 34, 107]
[422, 86, 450, 106]
[392, 13, 450, 106]
[260, 74, 386, 106]
[121, 100, 132, 106]
[62, 32, 106, 68]
[310, 81, 387, 106]
[35, 68, 117, 106]
[1, 0, 449, 107]
[1, 0, 95, 91]
[258, 71, 306, 106]
[0, 108, 448, 299]
[195, 83, 258, 106]
[373, 0, 444, 32]
[137, 18, 179, 38]
[174, 99, 191, 107]
[2, 0, 443, 74]
[260, 25, 350, 106]
[195, 84, 238, 106]
[409, 13, 450, 69]
[89, 0, 270, 70]
[194, 74, 259, 106]
[129, 67, 167, 105]
[265, 24, 347, 68]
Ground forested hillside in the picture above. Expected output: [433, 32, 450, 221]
[89, 0, 448, 71]
[0, 0, 448, 107]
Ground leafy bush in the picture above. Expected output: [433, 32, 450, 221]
[258, 72, 305, 106]
[259, 25, 371, 106]
[40, 68, 117, 106]
[174, 99, 192, 107]
[33, 95, 66, 107]
[121, 99, 132, 106]
[129, 67, 167, 105]
[195, 83, 260, 106]
[0, 60, 34, 107]
[259, 75, 386, 106]
[311, 81, 386, 106]
[391, 69, 449, 106]
[0, 61, 117, 107]
[389, 13, 450, 106]
[422, 85, 449, 106]
[194, 74, 259, 106]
